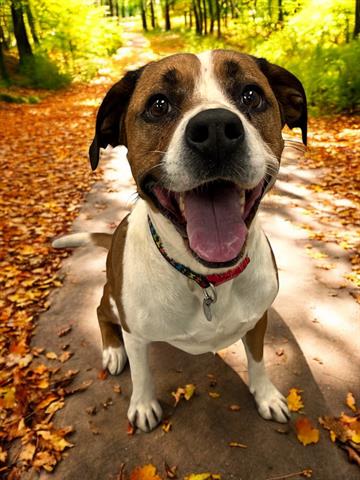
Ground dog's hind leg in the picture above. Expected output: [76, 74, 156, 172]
[243, 311, 290, 423]
[97, 283, 127, 375]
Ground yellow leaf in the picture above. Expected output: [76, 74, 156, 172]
[45, 351, 57, 360]
[346, 392, 357, 412]
[295, 417, 320, 446]
[208, 392, 220, 399]
[19, 443, 36, 462]
[184, 474, 221, 480]
[130, 464, 162, 480]
[45, 400, 65, 414]
[37, 430, 73, 451]
[32, 451, 58, 472]
[287, 388, 304, 412]
[229, 442, 248, 448]
[330, 430, 336, 442]
[0, 447, 7, 463]
[184, 384, 196, 400]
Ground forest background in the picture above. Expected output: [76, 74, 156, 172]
[0, 0, 359, 114]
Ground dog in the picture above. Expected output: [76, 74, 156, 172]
[53, 50, 307, 432]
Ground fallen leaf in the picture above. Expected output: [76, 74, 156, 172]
[127, 423, 136, 436]
[342, 445, 360, 467]
[45, 400, 65, 414]
[19, 443, 36, 462]
[164, 461, 177, 478]
[58, 351, 72, 363]
[162, 420, 172, 433]
[130, 464, 162, 480]
[208, 392, 220, 399]
[346, 392, 357, 412]
[57, 325, 72, 337]
[287, 388, 304, 412]
[97, 369, 108, 380]
[0, 447, 8, 463]
[295, 417, 320, 446]
[85, 405, 97, 416]
[171, 384, 196, 406]
[45, 352, 58, 360]
[229, 442, 248, 448]
[228, 404, 241, 411]
[184, 474, 221, 480]
[32, 451, 58, 472]
[113, 383, 122, 394]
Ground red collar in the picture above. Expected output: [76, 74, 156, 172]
[206, 256, 251, 287]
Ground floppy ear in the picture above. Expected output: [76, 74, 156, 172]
[255, 58, 307, 145]
[89, 68, 143, 170]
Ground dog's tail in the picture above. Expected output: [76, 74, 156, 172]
[52, 232, 112, 250]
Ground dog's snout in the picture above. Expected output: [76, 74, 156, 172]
[185, 108, 244, 161]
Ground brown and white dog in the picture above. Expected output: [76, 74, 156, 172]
[53, 50, 307, 432]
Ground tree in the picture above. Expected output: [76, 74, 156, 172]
[355, 0, 360, 37]
[164, 0, 171, 30]
[10, 0, 33, 63]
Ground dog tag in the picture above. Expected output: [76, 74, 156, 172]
[202, 284, 217, 322]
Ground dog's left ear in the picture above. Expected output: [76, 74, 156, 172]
[255, 58, 307, 145]
[89, 68, 144, 170]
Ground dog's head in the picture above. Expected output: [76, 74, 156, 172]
[90, 50, 307, 268]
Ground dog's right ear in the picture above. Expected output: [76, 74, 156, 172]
[89, 68, 143, 171]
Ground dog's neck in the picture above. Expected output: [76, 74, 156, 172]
[147, 202, 258, 277]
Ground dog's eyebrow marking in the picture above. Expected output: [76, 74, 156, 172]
[162, 68, 179, 86]
[224, 60, 239, 77]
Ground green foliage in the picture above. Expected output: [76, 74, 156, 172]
[32, 0, 122, 81]
[0, 92, 40, 103]
[253, 0, 359, 113]
[18, 54, 71, 89]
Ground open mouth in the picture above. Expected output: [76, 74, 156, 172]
[143, 178, 264, 268]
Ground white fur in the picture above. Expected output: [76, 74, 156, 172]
[243, 341, 290, 423]
[102, 346, 127, 375]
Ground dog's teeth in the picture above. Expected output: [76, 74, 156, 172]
[239, 191, 245, 214]
[179, 194, 185, 213]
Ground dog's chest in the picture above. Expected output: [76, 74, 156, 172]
[119, 202, 278, 354]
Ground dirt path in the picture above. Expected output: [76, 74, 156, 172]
[1, 25, 359, 480]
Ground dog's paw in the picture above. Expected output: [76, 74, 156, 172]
[250, 380, 290, 423]
[128, 397, 163, 432]
[102, 345, 127, 375]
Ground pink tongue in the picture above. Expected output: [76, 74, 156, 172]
[184, 183, 247, 263]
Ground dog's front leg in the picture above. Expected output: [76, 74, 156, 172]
[243, 311, 290, 423]
[123, 331, 163, 432]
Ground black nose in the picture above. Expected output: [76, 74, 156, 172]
[185, 108, 244, 162]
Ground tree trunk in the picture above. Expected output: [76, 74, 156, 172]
[355, 0, 360, 38]
[115, 0, 120, 17]
[108, 0, 115, 15]
[202, 0, 207, 34]
[189, 9, 193, 28]
[11, 0, 33, 64]
[121, 0, 126, 17]
[278, 0, 283, 23]
[25, 0, 39, 46]
[196, 0, 203, 34]
[208, 0, 214, 33]
[150, 0, 156, 28]
[193, 0, 201, 34]
[215, 0, 221, 37]
[140, 0, 148, 30]
[0, 38, 9, 81]
[165, 0, 171, 30]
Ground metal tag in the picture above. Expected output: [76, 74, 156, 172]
[202, 283, 217, 322]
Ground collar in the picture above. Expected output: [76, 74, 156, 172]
[147, 215, 250, 289]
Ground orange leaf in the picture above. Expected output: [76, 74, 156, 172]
[287, 388, 304, 412]
[295, 417, 320, 446]
[130, 464, 162, 480]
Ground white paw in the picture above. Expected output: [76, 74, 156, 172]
[128, 397, 163, 432]
[250, 380, 290, 423]
[102, 345, 127, 375]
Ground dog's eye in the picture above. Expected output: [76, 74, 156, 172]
[241, 87, 263, 110]
[147, 95, 171, 119]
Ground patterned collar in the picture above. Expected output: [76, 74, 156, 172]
[147, 215, 250, 289]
